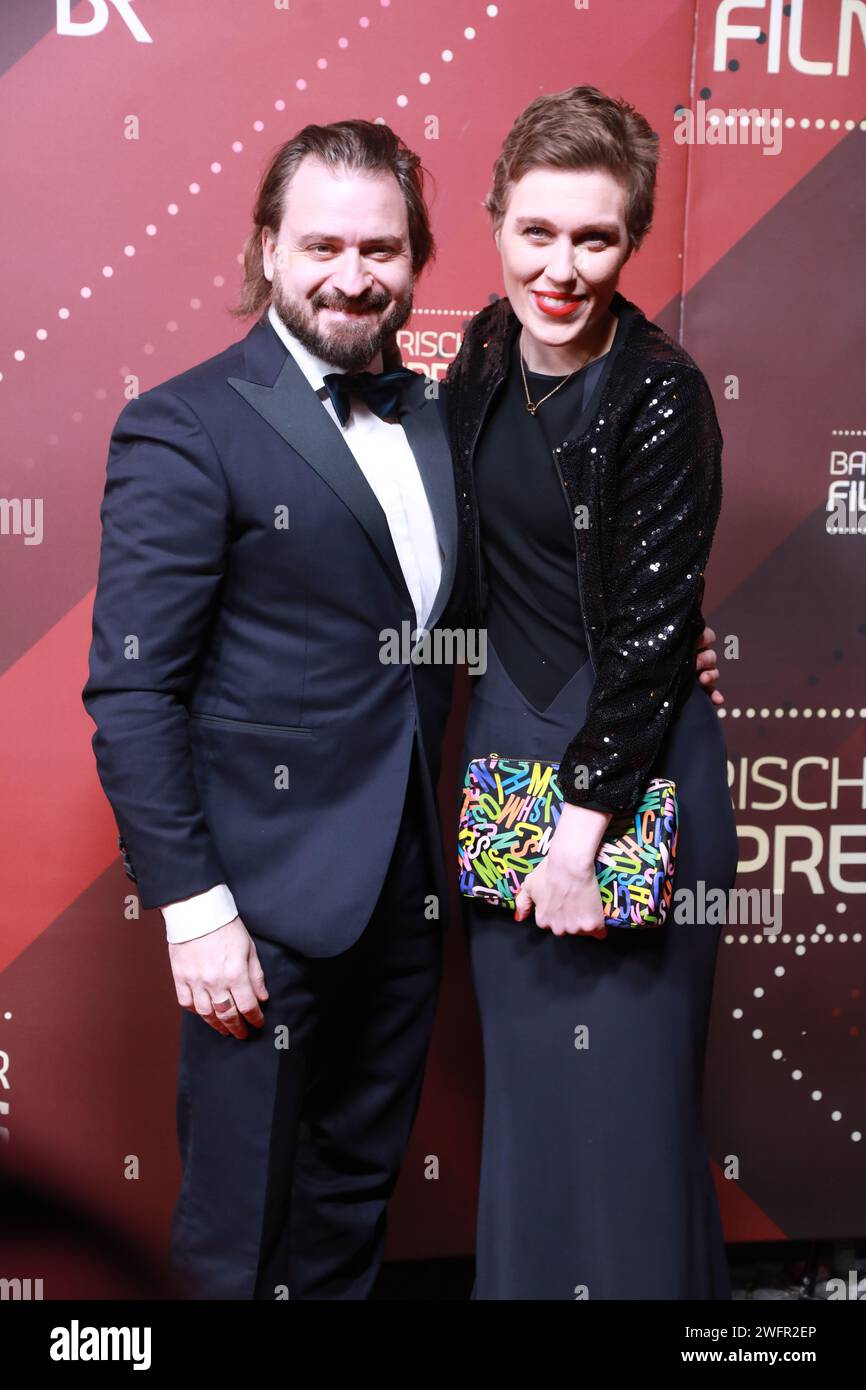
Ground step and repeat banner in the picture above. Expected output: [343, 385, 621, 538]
[1, 0, 864, 1270]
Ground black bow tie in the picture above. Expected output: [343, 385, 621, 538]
[321, 368, 417, 427]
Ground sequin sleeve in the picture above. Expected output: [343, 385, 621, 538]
[558, 365, 723, 812]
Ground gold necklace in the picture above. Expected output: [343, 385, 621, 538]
[518, 330, 595, 415]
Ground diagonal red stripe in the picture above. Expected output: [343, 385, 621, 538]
[0, 588, 119, 973]
[712, 1160, 789, 1242]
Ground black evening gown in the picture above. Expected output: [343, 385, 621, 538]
[461, 343, 738, 1301]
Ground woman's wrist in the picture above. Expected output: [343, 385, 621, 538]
[554, 801, 613, 868]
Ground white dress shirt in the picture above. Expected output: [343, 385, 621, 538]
[161, 305, 444, 943]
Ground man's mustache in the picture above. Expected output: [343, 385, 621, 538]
[311, 288, 393, 313]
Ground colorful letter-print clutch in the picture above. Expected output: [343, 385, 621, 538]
[458, 754, 678, 928]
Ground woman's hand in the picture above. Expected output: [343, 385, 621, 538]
[514, 803, 610, 939]
[697, 624, 724, 706]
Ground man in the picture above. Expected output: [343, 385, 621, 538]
[83, 119, 723, 1300]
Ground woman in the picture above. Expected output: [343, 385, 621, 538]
[444, 86, 738, 1300]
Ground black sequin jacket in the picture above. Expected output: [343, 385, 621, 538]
[444, 289, 723, 814]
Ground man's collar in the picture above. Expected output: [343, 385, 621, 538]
[266, 303, 384, 388]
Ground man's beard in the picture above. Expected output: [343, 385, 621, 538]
[270, 274, 413, 371]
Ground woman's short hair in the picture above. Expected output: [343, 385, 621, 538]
[234, 119, 436, 318]
[485, 86, 659, 250]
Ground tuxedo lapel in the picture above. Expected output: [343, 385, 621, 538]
[398, 375, 458, 632]
[228, 317, 413, 610]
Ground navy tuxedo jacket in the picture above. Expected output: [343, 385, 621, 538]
[82, 314, 464, 956]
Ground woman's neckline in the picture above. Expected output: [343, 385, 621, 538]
[523, 348, 610, 381]
[514, 324, 616, 381]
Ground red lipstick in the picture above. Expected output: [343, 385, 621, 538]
[531, 290, 586, 318]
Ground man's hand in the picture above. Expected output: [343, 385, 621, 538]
[697, 624, 723, 706]
[169, 917, 269, 1039]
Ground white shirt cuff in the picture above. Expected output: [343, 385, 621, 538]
[161, 883, 239, 943]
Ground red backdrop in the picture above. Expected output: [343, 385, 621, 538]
[1, 0, 864, 1269]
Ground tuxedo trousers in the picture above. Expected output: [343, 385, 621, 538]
[461, 640, 738, 1300]
[169, 740, 443, 1299]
